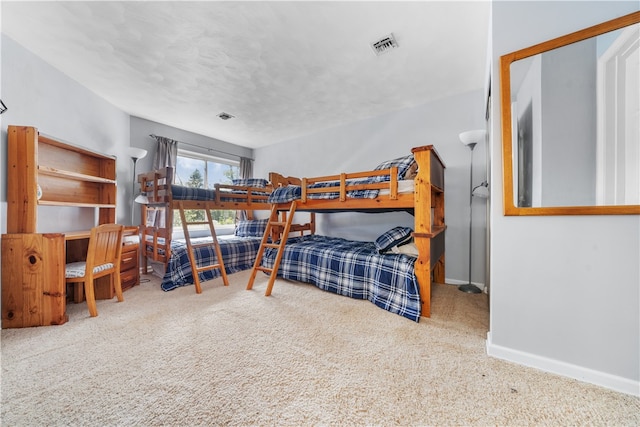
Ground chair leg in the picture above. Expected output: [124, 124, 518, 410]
[84, 279, 98, 317]
[74, 283, 84, 303]
[113, 273, 124, 303]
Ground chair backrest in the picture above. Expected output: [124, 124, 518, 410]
[86, 224, 124, 274]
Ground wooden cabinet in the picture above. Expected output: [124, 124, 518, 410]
[6, 125, 116, 234]
[1, 234, 68, 328]
[2, 125, 119, 328]
[120, 226, 140, 291]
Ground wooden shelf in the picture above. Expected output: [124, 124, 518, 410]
[6, 125, 117, 234]
[37, 201, 117, 208]
[38, 166, 117, 184]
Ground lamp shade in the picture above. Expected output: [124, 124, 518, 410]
[459, 129, 486, 146]
[128, 147, 148, 160]
[134, 194, 149, 204]
[472, 185, 490, 199]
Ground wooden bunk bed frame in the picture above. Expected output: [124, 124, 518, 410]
[137, 167, 314, 292]
[254, 145, 446, 318]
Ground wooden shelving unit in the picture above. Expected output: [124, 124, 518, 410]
[2, 125, 119, 328]
[6, 126, 117, 234]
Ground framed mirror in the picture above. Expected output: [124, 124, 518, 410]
[500, 11, 640, 215]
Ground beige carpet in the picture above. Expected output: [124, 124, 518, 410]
[1, 271, 638, 426]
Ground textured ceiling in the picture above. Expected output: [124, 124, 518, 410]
[2, 1, 490, 148]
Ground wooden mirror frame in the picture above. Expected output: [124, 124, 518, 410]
[500, 11, 640, 216]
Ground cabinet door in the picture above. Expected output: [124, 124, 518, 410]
[121, 269, 139, 291]
[1, 233, 67, 328]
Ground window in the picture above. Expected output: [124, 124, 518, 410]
[174, 150, 240, 234]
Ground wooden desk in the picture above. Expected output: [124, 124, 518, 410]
[1, 226, 140, 328]
[65, 227, 140, 300]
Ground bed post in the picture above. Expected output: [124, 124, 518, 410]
[411, 146, 432, 317]
[410, 145, 445, 318]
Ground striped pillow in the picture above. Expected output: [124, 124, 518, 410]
[374, 227, 413, 253]
[235, 219, 268, 238]
[374, 155, 416, 180]
[232, 178, 269, 188]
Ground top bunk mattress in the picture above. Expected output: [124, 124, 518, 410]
[171, 184, 270, 202]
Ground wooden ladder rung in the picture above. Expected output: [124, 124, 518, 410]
[191, 242, 215, 249]
[247, 202, 300, 297]
[195, 264, 223, 273]
[176, 202, 229, 294]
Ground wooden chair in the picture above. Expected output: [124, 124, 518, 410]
[65, 224, 125, 317]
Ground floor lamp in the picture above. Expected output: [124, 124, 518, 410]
[128, 147, 148, 226]
[459, 129, 487, 294]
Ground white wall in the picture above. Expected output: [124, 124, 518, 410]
[255, 90, 488, 287]
[489, 1, 640, 395]
[1, 35, 130, 233]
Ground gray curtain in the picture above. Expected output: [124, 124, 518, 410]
[239, 157, 253, 179]
[153, 136, 178, 182]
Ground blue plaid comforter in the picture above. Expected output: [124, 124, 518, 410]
[171, 185, 269, 202]
[262, 234, 421, 322]
[171, 185, 217, 201]
[267, 178, 386, 203]
[161, 235, 262, 291]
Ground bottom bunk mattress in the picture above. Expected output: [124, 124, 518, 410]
[261, 234, 421, 322]
[161, 235, 262, 291]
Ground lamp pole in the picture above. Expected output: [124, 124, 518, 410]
[131, 156, 139, 225]
[459, 139, 482, 294]
[128, 147, 148, 226]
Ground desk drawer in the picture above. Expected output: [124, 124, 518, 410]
[121, 268, 139, 290]
[121, 253, 138, 272]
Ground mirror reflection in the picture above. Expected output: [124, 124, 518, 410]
[509, 23, 639, 208]
[500, 11, 640, 215]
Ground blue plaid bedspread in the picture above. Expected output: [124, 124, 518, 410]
[261, 234, 421, 322]
[171, 185, 269, 202]
[267, 178, 385, 203]
[171, 185, 217, 201]
[161, 235, 262, 291]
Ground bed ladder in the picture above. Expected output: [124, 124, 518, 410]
[246, 202, 297, 296]
[177, 201, 229, 293]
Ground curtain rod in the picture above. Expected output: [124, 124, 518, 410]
[149, 134, 253, 160]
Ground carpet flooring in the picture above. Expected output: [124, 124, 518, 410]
[1, 270, 639, 426]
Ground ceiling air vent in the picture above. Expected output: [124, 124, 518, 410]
[218, 112, 235, 120]
[371, 33, 398, 56]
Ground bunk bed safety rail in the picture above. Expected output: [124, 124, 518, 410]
[300, 167, 398, 202]
[269, 166, 402, 204]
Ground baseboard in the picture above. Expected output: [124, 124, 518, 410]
[486, 332, 640, 397]
[444, 277, 485, 291]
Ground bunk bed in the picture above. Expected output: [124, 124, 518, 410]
[160, 223, 265, 291]
[137, 168, 314, 292]
[248, 145, 446, 319]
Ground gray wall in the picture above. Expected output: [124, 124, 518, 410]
[255, 90, 488, 287]
[1, 34, 130, 233]
[0, 36, 253, 232]
[129, 116, 253, 226]
[541, 38, 597, 206]
[489, 1, 639, 394]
